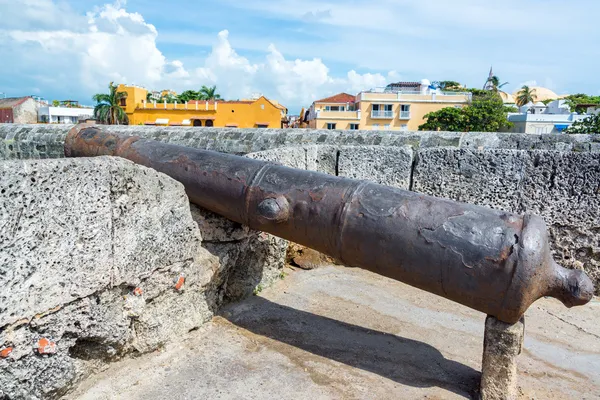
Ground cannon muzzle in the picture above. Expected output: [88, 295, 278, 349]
[65, 125, 594, 323]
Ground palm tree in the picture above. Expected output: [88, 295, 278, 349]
[515, 85, 537, 107]
[486, 76, 509, 92]
[93, 82, 129, 125]
[199, 85, 221, 100]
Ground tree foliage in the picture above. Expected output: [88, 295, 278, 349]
[419, 93, 513, 132]
[564, 113, 600, 134]
[486, 75, 509, 92]
[515, 85, 537, 107]
[432, 80, 462, 91]
[563, 93, 600, 113]
[170, 86, 222, 102]
[92, 82, 129, 125]
[198, 85, 221, 100]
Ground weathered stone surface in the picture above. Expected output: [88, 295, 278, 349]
[0, 124, 70, 160]
[0, 157, 218, 399]
[244, 146, 309, 170]
[3, 125, 599, 162]
[413, 148, 600, 293]
[337, 145, 413, 188]
[245, 145, 338, 174]
[286, 243, 331, 270]
[480, 316, 524, 400]
[190, 205, 288, 306]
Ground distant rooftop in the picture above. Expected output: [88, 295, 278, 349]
[314, 93, 356, 104]
[386, 81, 421, 88]
[0, 97, 32, 109]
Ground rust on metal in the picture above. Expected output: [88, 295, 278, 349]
[64, 125, 595, 324]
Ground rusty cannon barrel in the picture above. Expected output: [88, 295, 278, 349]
[64, 125, 594, 323]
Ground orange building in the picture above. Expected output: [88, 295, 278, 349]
[117, 85, 287, 128]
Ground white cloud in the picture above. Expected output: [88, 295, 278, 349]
[0, 1, 400, 110]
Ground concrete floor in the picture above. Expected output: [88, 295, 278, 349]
[69, 265, 600, 400]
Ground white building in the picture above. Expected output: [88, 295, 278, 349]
[505, 100, 587, 134]
[38, 106, 94, 124]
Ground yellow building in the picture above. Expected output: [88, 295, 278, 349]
[117, 85, 287, 128]
[306, 80, 472, 131]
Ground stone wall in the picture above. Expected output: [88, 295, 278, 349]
[1, 125, 599, 160]
[0, 157, 287, 399]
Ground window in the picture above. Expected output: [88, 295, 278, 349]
[372, 104, 393, 118]
[384, 124, 391, 130]
[372, 124, 380, 130]
[257, 124, 269, 128]
[400, 105, 410, 119]
[325, 106, 331, 111]
[120, 98, 126, 107]
[400, 124, 408, 131]
[326, 123, 337, 130]
[349, 123, 359, 130]
[260, 104, 265, 110]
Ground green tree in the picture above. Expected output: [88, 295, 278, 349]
[563, 93, 600, 113]
[417, 106, 467, 131]
[92, 82, 129, 125]
[161, 94, 178, 104]
[199, 85, 221, 100]
[515, 85, 537, 107]
[432, 81, 462, 91]
[52, 100, 60, 107]
[565, 114, 600, 134]
[177, 90, 201, 102]
[419, 93, 513, 132]
[486, 76, 509, 92]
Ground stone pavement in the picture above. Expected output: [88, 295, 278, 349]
[68, 265, 600, 399]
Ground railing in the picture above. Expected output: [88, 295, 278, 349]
[135, 102, 218, 111]
[400, 111, 411, 119]
[371, 110, 394, 119]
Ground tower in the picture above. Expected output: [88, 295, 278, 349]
[483, 66, 495, 90]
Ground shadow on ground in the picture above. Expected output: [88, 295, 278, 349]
[223, 296, 480, 398]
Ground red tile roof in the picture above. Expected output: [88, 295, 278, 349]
[314, 93, 356, 104]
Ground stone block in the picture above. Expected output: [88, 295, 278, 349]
[337, 145, 414, 188]
[0, 157, 218, 399]
[480, 316, 524, 400]
[190, 205, 288, 306]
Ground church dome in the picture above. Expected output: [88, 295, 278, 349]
[512, 86, 559, 102]
[498, 91, 515, 103]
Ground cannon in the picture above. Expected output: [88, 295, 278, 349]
[64, 125, 594, 324]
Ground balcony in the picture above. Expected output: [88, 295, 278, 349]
[399, 111, 411, 119]
[371, 110, 394, 119]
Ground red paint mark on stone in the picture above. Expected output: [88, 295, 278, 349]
[37, 338, 57, 355]
[133, 287, 143, 296]
[0, 347, 13, 358]
[175, 275, 185, 291]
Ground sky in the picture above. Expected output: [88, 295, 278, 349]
[1, 0, 599, 113]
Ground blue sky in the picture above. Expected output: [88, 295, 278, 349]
[1, 0, 599, 113]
